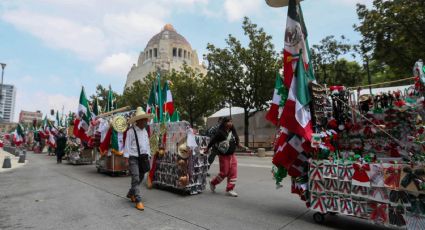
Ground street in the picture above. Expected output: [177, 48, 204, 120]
[0, 153, 388, 230]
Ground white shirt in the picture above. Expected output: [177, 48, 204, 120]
[124, 126, 151, 158]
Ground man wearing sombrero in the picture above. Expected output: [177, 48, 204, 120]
[124, 107, 154, 211]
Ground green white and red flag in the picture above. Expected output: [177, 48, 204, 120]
[280, 0, 315, 141]
[162, 80, 175, 117]
[266, 72, 284, 126]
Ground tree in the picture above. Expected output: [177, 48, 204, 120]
[168, 64, 220, 127]
[355, 0, 425, 76]
[205, 17, 279, 146]
[310, 35, 352, 85]
[89, 84, 121, 113]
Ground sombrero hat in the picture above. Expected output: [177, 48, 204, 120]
[177, 140, 190, 159]
[265, 0, 303, 8]
[359, 94, 371, 103]
[128, 107, 154, 124]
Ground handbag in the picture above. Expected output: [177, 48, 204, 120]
[217, 131, 232, 154]
[133, 127, 151, 174]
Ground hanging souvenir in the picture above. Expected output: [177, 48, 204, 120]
[310, 192, 327, 213]
[338, 161, 354, 182]
[325, 192, 339, 213]
[310, 180, 325, 193]
[400, 166, 425, 193]
[389, 190, 410, 207]
[388, 205, 406, 227]
[383, 163, 402, 190]
[309, 160, 324, 181]
[369, 202, 388, 225]
[339, 195, 354, 215]
[338, 181, 352, 194]
[325, 178, 338, 192]
[352, 197, 369, 219]
[369, 187, 389, 203]
[352, 162, 371, 187]
[368, 163, 385, 187]
[404, 213, 425, 230]
[323, 159, 338, 179]
[351, 185, 369, 198]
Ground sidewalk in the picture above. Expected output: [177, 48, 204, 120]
[0, 148, 27, 173]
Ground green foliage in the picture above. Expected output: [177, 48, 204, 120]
[119, 73, 160, 109]
[205, 17, 279, 145]
[355, 0, 425, 76]
[89, 85, 121, 113]
[168, 64, 220, 127]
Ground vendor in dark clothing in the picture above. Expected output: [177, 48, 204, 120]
[55, 128, 67, 163]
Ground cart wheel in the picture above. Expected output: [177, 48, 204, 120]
[313, 212, 325, 224]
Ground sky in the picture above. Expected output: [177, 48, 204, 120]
[0, 0, 372, 122]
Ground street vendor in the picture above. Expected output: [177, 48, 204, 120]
[55, 127, 67, 164]
[207, 117, 243, 197]
[124, 107, 153, 211]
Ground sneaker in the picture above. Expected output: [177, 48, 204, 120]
[209, 181, 216, 193]
[226, 190, 238, 197]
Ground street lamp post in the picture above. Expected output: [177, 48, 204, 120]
[0, 63, 6, 122]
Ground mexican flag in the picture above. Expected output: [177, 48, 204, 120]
[147, 83, 156, 115]
[156, 73, 163, 122]
[56, 110, 61, 127]
[266, 73, 284, 126]
[77, 87, 91, 131]
[162, 80, 175, 117]
[170, 110, 180, 122]
[92, 97, 100, 117]
[106, 85, 115, 112]
[280, 0, 315, 141]
[99, 127, 112, 155]
[42, 116, 50, 135]
[111, 129, 126, 155]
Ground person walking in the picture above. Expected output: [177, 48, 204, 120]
[206, 117, 223, 176]
[124, 107, 153, 211]
[206, 117, 242, 197]
[54, 128, 67, 163]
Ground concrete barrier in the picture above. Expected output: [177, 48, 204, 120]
[257, 148, 266, 157]
[2, 156, 12, 168]
[18, 154, 26, 163]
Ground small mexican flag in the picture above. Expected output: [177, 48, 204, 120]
[162, 80, 175, 117]
[266, 72, 285, 126]
[77, 86, 91, 131]
[147, 83, 156, 115]
[111, 129, 126, 155]
[106, 85, 115, 112]
[13, 124, 24, 146]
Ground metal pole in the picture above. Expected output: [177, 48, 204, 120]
[0, 63, 6, 122]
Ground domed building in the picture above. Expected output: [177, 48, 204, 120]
[125, 24, 206, 89]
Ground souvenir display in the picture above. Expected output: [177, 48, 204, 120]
[271, 61, 425, 229]
[150, 121, 209, 195]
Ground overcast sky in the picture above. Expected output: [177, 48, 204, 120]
[0, 0, 371, 122]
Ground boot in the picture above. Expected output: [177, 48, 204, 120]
[126, 194, 136, 203]
[135, 202, 144, 211]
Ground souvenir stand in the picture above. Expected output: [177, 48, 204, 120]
[149, 121, 210, 195]
[287, 66, 425, 229]
[95, 107, 132, 176]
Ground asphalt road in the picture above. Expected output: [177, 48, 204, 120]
[0, 152, 390, 230]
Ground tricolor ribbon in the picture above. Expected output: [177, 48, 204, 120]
[370, 203, 388, 223]
[371, 187, 389, 201]
[309, 161, 324, 181]
[352, 185, 369, 196]
[310, 180, 325, 192]
[310, 192, 327, 213]
[326, 179, 338, 192]
[339, 196, 353, 215]
[338, 164, 354, 181]
[326, 192, 339, 212]
[384, 165, 401, 189]
[353, 200, 368, 217]
[339, 181, 352, 194]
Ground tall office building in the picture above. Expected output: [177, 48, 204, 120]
[0, 84, 16, 123]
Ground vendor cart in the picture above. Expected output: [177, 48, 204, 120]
[68, 148, 94, 165]
[96, 152, 129, 176]
[150, 121, 209, 195]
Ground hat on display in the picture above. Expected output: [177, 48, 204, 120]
[265, 0, 303, 8]
[128, 107, 154, 124]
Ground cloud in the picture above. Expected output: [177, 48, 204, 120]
[96, 53, 136, 77]
[2, 10, 107, 60]
[223, 0, 261, 22]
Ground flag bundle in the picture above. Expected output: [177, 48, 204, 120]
[146, 73, 176, 123]
[266, 0, 315, 177]
[13, 124, 25, 146]
[73, 87, 91, 142]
